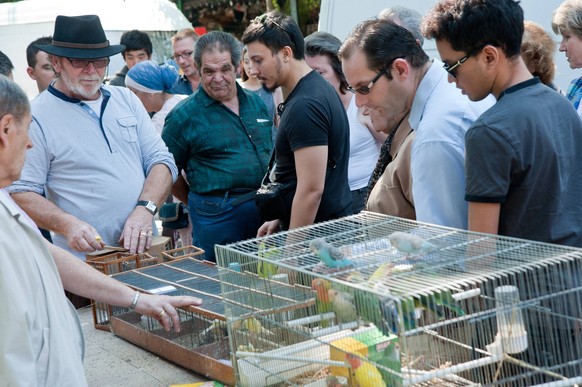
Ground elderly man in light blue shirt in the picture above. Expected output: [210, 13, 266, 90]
[341, 18, 492, 229]
[8, 15, 177, 262]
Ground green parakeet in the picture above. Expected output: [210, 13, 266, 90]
[328, 288, 358, 325]
[258, 241, 279, 279]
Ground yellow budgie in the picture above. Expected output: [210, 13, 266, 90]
[239, 316, 275, 337]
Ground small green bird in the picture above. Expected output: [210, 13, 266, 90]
[257, 241, 279, 279]
[328, 288, 358, 325]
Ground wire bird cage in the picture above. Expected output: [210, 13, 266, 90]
[105, 257, 235, 386]
[215, 211, 582, 387]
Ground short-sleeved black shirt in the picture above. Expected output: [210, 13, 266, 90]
[275, 71, 352, 222]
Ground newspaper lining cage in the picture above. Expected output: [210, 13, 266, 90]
[215, 212, 582, 386]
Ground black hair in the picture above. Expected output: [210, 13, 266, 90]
[422, 0, 524, 58]
[26, 36, 52, 67]
[339, 19, 429, 79]
[241, 11, 305, 60]
[0, 50, 14, 77]
[120, 30, 153, 58]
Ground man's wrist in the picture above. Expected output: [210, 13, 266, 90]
[136, 200, 157, 215]
[128, 291, 140, 310]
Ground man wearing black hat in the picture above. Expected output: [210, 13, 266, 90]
[8, 15, 177, 299]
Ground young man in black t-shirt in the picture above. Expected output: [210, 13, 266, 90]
[243, 11, 352, 235]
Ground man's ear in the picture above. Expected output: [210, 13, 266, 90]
[26, 66, 37, 81]
[280, 46, 293, 63]
[0, 114, 14, 147]
[481, 45, 499, 68]
[392, 58, 410, 79]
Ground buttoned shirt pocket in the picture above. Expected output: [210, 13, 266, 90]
[117, 116, 138, 143]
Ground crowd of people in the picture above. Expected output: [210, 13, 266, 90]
[3, 0, 582, 384]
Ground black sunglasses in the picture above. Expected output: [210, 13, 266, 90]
[443, 46, 484, 78]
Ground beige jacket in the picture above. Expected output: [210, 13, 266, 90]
[366, 120, 416, 220]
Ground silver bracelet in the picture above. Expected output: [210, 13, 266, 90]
[129, 291, 140, 310]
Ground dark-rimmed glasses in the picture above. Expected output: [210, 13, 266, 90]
[347, 66, 389, 95]
[67, 58, 110, 69]
[347, 56, 405, 95]
[443, 47, 483, 78]
[171, 51, 194, 60]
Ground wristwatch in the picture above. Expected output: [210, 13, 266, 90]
[136, 200, 158, 215]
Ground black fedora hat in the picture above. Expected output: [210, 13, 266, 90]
[38, 15, 124, 59]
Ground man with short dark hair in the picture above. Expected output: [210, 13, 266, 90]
[423, 0, 582, 245]
[9, 15, 176, 309]
[0, 50, 14, 79]
[243, 11, 352, 236]
[423, 0, 582, 379]
[340, 19, 490, 229]
[109, 29, 153, 87]
[163, 31, 272, 262]
[26, 36, 55, 93]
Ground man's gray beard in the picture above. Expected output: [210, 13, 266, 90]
[59, 72, 103, 100]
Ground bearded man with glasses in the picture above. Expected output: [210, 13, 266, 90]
[340, 19, 492, 229]
[8, 15, 177, 308]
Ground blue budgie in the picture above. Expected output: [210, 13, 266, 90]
[309, 238, 354, 268]
[388, 231, 437, 257]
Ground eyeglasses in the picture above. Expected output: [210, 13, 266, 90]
[67, 58, 110, 69]
[347, 66, 388, 95]
[172, 51, 194, 60]
[347, 56, 404, 95]
[443, 47, 483, 78]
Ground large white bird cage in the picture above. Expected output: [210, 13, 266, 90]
[216, 212, 582, 386]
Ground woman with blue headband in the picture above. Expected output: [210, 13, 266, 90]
[126, 60, 186, 133]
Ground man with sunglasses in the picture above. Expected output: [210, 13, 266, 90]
[340, 19, 491, 229]
[423, 0, 582, 246]
[8, 15, 177, 308]
[243, 11, 352, 236]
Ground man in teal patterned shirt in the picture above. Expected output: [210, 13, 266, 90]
[163, 31, 272, 262]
